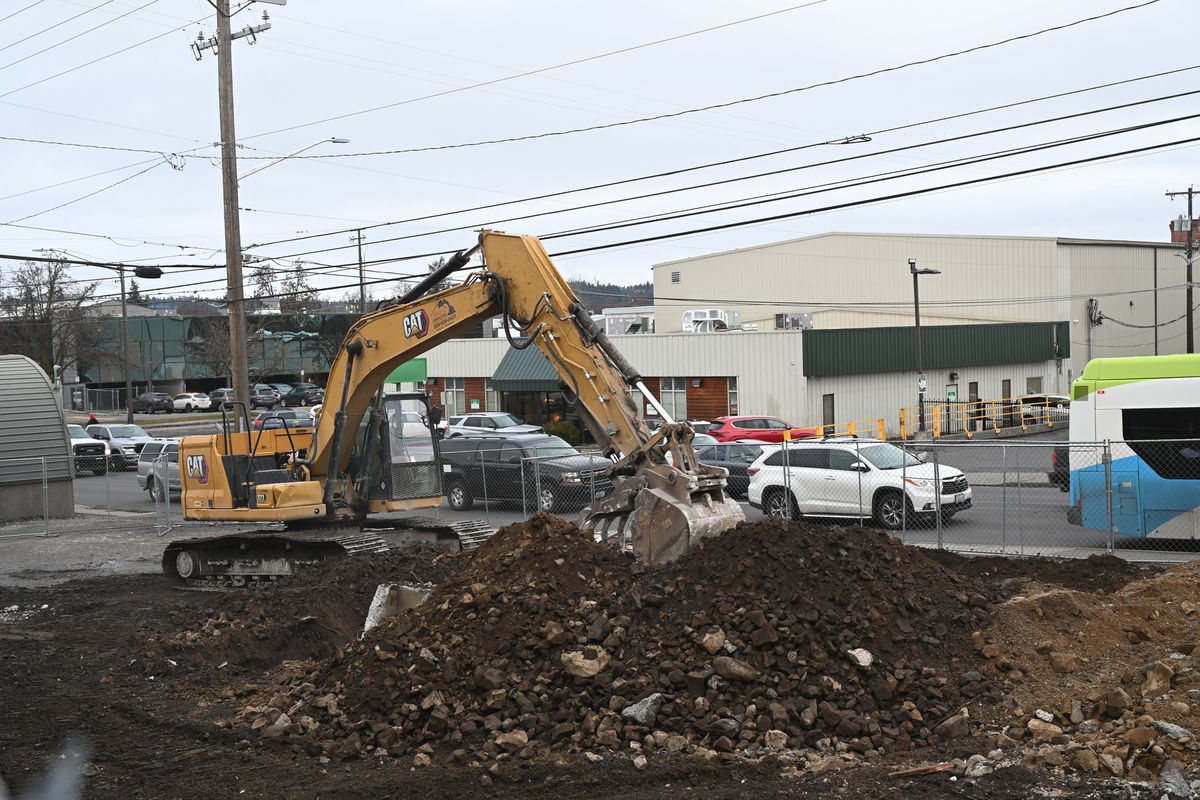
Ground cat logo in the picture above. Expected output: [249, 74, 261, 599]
[403, 309, 429, 339]
[256, 492, 268, 504]
[185, 454, 209, 484]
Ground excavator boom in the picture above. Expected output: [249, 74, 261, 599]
[173, 232, 743, 579]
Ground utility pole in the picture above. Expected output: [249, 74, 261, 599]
[193, 2, 275, 424]
[352, 229, 366, 313]
[1167, 186, 1196, 354]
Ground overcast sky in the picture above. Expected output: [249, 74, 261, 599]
[0, 0, 1194, 303]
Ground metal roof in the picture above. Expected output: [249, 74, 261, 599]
[490, 342, 560, 392]
[0, 355, 72, 483]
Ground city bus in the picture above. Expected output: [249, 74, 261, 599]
[1068, 354, 1200, 538]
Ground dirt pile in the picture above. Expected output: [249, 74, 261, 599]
[143, 546, 463, 673]
[966, 560, 1200, 783]
[232, 515, 1005, 765]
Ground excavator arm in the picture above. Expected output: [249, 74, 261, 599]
[181, 231, 743, 564]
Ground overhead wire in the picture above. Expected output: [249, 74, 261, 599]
[0, 10, 200, 99]
[2, 159, 170, 226]
[244, 64, 1200, 251]
[76, 134, 1200, 305]
[241, 0, 1162, 146]
[242, 0, 834, 141]
[0, 1, 49, 25]
[0, 0, 117, 56]
[0, 0, 156, 72]
[252, 100, 1200, 261]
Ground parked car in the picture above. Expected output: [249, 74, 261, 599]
[250, 385, 280, 410]
[208, 388, 235, 410]
[1021, 394, 1070, 425]
[130, 392, 174, 414]
[252, 409, 315, 430]
[85, 423, 159, 469]
[444, 411, 543, 439]
[136, 439, 180, 493]
[173, 392, 212, 412]
[269, 383, 294, 397]
[66, 424, 114, 476]
[387, 407, 430, 438]
[707, 415, 819, 443]
[645, 418, 712, 433]
[693, 441, 767, 498]
[280, 385, 325, 407]
[1048, 444, 1070, 492]
[439, 434, 611, 513]
[138, 440, 180, 501]
[746, 438, 972, 529]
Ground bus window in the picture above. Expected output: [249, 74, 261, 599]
[1123, 407, 1200, 480]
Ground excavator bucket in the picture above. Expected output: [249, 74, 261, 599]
[581, 473, 745, 564]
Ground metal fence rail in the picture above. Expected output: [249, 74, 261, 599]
[6, 437, 1200, 564]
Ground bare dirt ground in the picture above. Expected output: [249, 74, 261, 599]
[0, 517, 1187, 799]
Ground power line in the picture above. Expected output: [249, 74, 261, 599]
[0, 0, 117, 56]
[0, 11, 196, 100]
[86, 134, 1200, 305]
[0, 1, 49, 26]
[0, 0, 157, 73]
[539, 113, 1200, 243]
[253, 101, 1200, 262]
[242, 0, 1162, 147]
[245, 64, 1200, 252]
[2, 159, 169, 226]
[548, 134, 1200, 257]
[242, 0, 833, 141]
[0, 133, 188, 157]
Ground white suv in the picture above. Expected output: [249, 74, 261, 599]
[746, 439, 972, 529]
[444, 412, 544, 438]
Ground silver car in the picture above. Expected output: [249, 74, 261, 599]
[137, 440, 180, 501]
[444, 412, 544, 439]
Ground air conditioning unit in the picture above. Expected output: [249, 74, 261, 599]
[774, 312, 813, 330]
[683, 308, 740, 333]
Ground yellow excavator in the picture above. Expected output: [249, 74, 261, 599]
[164, 232, 744, 583]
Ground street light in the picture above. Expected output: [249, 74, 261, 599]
[236, 137, 350, 182]
[908, 258, 941, 434]
[37, 250, 163, 423]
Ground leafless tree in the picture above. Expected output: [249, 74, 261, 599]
[0, 258, 97, 380]
[279, 264, 317, 314]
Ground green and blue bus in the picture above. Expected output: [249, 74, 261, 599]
[1068, 354, 1200, 538]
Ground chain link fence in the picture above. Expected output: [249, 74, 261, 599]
[6, 434, 1200, 564]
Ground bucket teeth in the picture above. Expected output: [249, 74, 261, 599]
[581, 485, 744, 564]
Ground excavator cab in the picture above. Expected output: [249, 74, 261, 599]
[352, 393, 446, 512]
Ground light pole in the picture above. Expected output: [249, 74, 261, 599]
[237, 137, 349, 183]
[909, 258, 940, 434]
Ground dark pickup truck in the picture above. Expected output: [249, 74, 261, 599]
[439, 434, 612, 514]
[1048, 445, 1069, 492]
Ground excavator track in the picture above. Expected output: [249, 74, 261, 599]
[162, 517, 495, 586]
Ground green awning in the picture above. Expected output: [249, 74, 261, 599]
[387, 358, 428, 383]
[491, 343, 561, 392]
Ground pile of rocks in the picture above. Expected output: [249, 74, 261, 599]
[232, 516, 1003, 766]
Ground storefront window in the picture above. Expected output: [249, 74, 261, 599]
[444, 377, 464, 418]
[661, 377, 687, 421]
[727, 377, 738, 415]
[485, 379, 499, 412]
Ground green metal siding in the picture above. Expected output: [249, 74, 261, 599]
[802, 321, 1070, 377]
[490, 342, 560, 392]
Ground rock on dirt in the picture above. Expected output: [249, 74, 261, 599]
[236, 515, 1007, 763]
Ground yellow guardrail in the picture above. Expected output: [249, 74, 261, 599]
[813, 417, 886, 440]
[898, 396, 1068, 440]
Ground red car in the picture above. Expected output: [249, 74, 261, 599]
[706, 415, 818, 443]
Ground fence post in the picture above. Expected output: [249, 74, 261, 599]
[782, 438, 791, 520]
[900, 442, 908, 533]
[932, 447, 943, 549]
[1103, 439, 1114, 554]
[855, 440, 864, 525]
[1015, 444, 1025, 556]
[42, 456, 50, 537]
[1000, 443, 1008, 554]
[480, 452, 490, 526]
